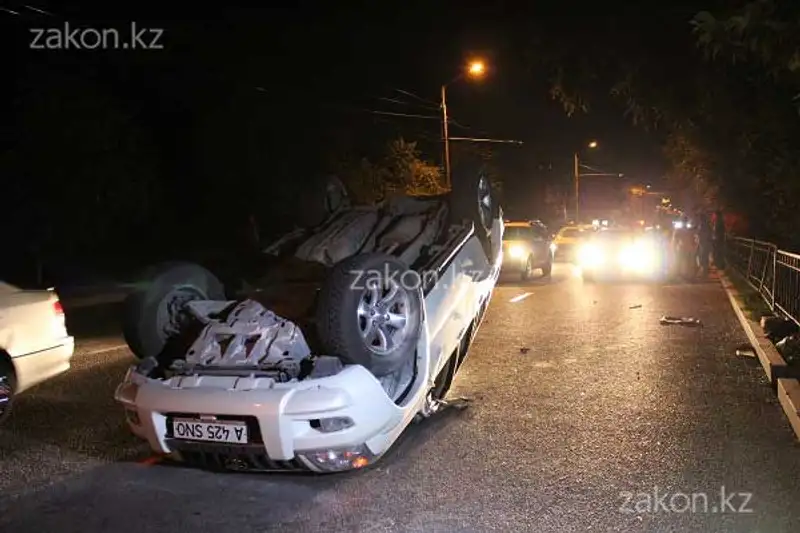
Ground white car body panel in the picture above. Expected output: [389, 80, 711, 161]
[115, 218, 503, 472]
[0, 282, 75, 393]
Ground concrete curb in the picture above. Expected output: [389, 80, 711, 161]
[719, 270, 800, 441]
[718, 271, 788, 383]
[777, 379, 800, 441]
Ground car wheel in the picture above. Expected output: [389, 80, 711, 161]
[316, 253, 422, 377]
[521, 255, 534, 281]
[122, 262, 225, 360]
[449, 158, 499, 258]
[0, 362, 15, 425]
[541, 259, 553, 277]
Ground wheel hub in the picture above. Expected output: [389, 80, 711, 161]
[157, 287, 204, 339]
[357, 278, 411, 356]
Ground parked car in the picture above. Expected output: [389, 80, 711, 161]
[115, 164, 504, 473]
[502, 220, 555, 280]
[0, 282, 75, 424]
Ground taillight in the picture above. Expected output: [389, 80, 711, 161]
[53, 299, 64, 315]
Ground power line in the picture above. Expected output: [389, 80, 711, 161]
[361, 109, 441, 120]
[373, 96, 439, 112]
[390, 88, 440, 107]
[23, 4, 52, 15]
[449, 137, 524, 145]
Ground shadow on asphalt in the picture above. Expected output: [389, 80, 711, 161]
[64, 302, 124, 339]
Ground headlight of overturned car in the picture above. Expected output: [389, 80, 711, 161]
[298, 443, 376, 472]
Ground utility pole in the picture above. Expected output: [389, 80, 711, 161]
[574, 152, 580, 223]
[441, 84, 451, 189]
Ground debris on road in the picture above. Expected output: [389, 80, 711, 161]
[519, 347, 530, 354]
[659, 316, 703, 327]
[735, 344, 757, 358]
[629, 304, 642, 309]
[775, 334, 800, 364]
[761, 315, 799, 343]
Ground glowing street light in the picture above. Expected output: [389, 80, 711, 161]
[468, 61, 486, 77]
[588, 140, 598, 149]
[441, 59, 489, 188]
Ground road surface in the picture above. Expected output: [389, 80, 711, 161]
[1, 263, 799, 532]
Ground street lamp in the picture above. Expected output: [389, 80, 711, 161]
[441, 60, 487, 188]
[574, 140, 598, 223]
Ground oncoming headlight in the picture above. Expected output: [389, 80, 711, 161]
[508, 244, 527, 258]
[618, 240, 656, 271]
[578, 243, 604, 267]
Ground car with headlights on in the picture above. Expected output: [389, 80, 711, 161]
[502, 221, 554, 280]
[553, 225, 591, 261]
[576, 228, 667, 282]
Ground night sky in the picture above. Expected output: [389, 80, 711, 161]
[1, 1, 732, 281]
[4, 1, 690, 172]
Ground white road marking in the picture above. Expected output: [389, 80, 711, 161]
[81, 344, 129, 355]
[509, 292, 533, 303]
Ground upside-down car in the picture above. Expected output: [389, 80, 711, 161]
[115, 164, 504, 473]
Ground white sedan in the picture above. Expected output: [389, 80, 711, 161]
[0, 282, 75, 423]
[115, 165, 504, 473]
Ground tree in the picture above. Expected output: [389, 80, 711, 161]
[524, 5, 800, 246]
[692, 1, 800, 91]
[336, 137, 446, 204]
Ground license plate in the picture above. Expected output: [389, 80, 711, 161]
[172, 418, 249, 444]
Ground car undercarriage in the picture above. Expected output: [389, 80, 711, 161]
[116, 164, 503, 472]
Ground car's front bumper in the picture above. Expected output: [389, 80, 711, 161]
[115, 364, 406, 472]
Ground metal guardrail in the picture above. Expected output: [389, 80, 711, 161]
[726, 236, 800, 327]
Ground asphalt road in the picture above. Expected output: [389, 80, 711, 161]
[2, 263, 799, 532]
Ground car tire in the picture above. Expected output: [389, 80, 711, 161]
[521, 256, 534, 281]
[316, 253, 422, 377]
[122, 262, 225, 360]
[449, 158, 499, 258]
[0, 360, 15, 426]
[541, 259, 553, 277]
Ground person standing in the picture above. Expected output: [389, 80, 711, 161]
[713, 209, 726, 269]
[672, 215, 697, 281]
[696, 211, 713, 276]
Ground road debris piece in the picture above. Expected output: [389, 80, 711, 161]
[629, 304, 642, 309]
[519, 347, 530, 354]
[735, 344, 757, 358]
[659, 316, 703, 327]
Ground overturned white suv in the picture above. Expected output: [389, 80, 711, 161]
[115, 164, 503, 473]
